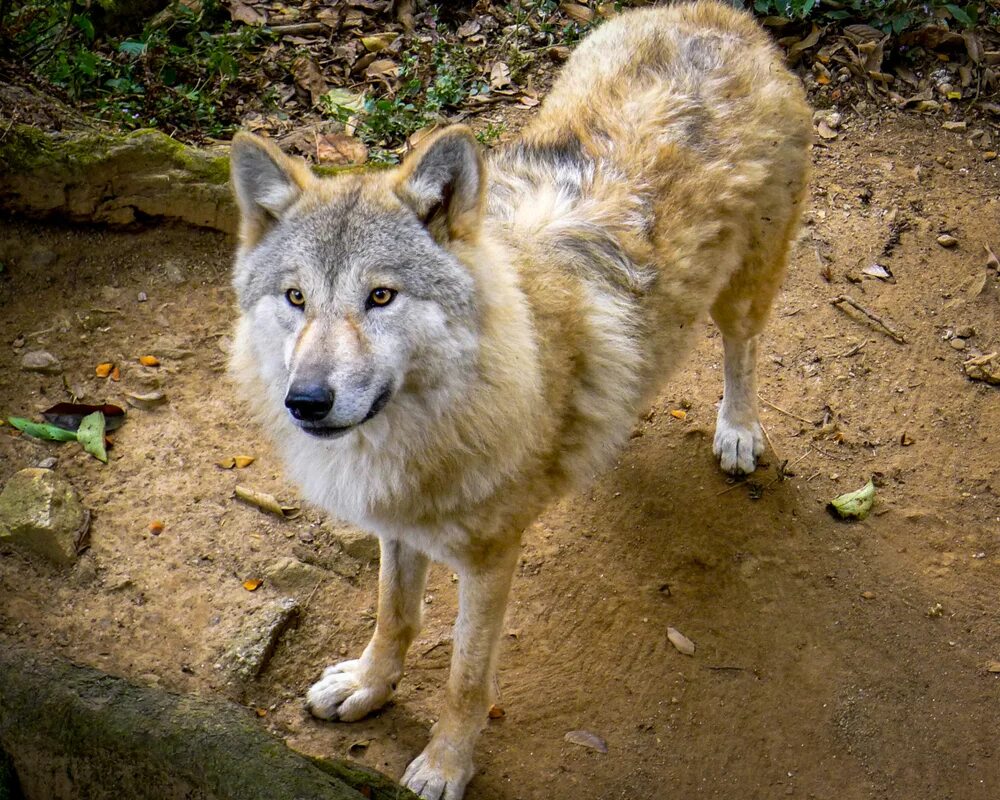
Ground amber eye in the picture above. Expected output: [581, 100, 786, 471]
[367, 288, 396, 309]
[285, 288, 305, 308]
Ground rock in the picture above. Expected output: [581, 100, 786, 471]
[950, 337, 967, 350]
[964, 353, 1000, 385]
[221, 597, 300, 685]
[329, 525, 380, 563]
[36, 456, 58, 469]
[263, 557, 326, 594]
[0, 468, 89, 565]
[955, 326, 976, 339]
[20, 350, 62, 374]
[936, 234, 959, 248]
[941, 120, 967, 131]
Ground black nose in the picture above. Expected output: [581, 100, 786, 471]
[284, 384, 334, 422]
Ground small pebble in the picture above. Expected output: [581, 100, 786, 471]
[936, 234, 959, 248]
[984, 152, 998, 162]
[955, 326, 975, 339]
[950, 338, 967, 350]
[138, 291, 148, 302]
[21, 350, 61, 374]
[37, 457, 58, 469]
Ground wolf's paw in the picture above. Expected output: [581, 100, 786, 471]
[305, 659, 397, 722]
[401, 745, 474, 800]
[713, 417, 765, 475]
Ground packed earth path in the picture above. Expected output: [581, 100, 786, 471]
[1, 110, 999, 799]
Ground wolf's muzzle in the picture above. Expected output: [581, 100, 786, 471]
[285, 384, 335, 422]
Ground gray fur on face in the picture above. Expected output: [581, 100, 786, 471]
[233, 180, 477, 321]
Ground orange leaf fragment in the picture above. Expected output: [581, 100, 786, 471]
[255, 707, 268, 717]
[110, 366, 121, 382]
[139, 355, 160, 367]
[669, 409, 687, 420]
[149, 520, 165, 535]
[95, 362, 114, 378]
[488, 704, 506, 719]
[243, 578, 263, 591]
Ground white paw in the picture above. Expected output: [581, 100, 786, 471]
[401, 746, 474, 800]
[713, 416, 765, 475]
[304, 659, 396, 722]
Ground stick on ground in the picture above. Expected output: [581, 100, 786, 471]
[830, 295, 906, 344]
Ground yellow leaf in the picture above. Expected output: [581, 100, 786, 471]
[139, 355, 160, 366]
[234, 455, 255, 468]
[669, 409, 687, 420]
[95, 362, 114, 378]
[243, 578, 262, 591]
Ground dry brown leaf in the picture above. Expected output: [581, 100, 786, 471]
[364, 58, 398, 80]
[110, 366, 121, 382]
[488, 704, 506, 719]
[667, 626, 695, 656]
[242, 578, 263, 591]
[564, 730, 608, 753]
[95, 362, 114, 378]
[457, 19, 481, 38]
[149, 520, 165, 535]
[963, 31, 983, 64]
[139, 355, 160, 366]
[788, 24, 822, 58]
[234, 485, 301, 518]
[361, 32, 397, 53]
[292, 56, 329, 106]
[490, 61, 512, 90]
[229, 0, 264, 26]
[316, 132, 368, 165]
[560, 2, 594, 24]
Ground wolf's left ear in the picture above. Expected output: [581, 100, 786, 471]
[394, 125, 484, 242]
[230, 132, 313, 245]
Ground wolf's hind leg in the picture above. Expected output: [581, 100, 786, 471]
[306, 538, 428, 721]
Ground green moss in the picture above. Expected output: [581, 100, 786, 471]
[0, 125, 54, 173]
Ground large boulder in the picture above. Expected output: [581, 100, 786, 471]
[0, 468, 89, 566]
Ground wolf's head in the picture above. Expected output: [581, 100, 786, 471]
[230, 126, 486, 440]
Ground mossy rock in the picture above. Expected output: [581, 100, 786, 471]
[0, 647, 417, 800]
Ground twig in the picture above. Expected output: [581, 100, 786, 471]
[214, 22, 330, 37]
[830, 295, 906, 344]
[835, 340, 866, 358]
[758, 394, 817, 426]
[303, 578, 324, 610]
[811, 443, 850, 462]
[716, 479, 747, 496]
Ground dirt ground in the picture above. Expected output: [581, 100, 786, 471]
[1, 111, 999, 800]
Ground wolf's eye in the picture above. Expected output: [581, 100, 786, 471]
[367, 288, 396, 309]
[285, 288, 306, 308]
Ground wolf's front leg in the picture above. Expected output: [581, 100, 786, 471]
[402, 548, 518, 800]
[306, 538, 429, 721]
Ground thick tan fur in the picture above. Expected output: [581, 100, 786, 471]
[229, 3, 811, 798]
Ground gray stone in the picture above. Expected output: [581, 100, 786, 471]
[20, 350, 61, 374]
[328, 524, 380, 563]
[0, 468, 89, 565]
[222, 598, 300, 684]
[263, 556, 325, 594]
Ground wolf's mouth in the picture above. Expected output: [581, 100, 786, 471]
[297, 386, 393, 439]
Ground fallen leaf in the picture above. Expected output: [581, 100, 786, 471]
[229, 0, 264, 25]
[490, 61, 512, 90]
[667, 626, 695, 656]
[564, 730, 607, 753]
[829, 479, 875, 520]
[348, 738, 374, 754]
[862, 263, 893, 280]
[560, 2, 594, 24]
[242, 578, 263, 591]
[139, 355, 160, 366]
[457, 20, 481, 38]
[322, 88, 365, 114]
[41, 402, 126, 431]
[316, 132, 368, 165]
[364, 58, 398, 80]
[110, 366, 121, 382]
[217, 455, 255, 469]
[816, 119, 839, 140]
[95, 362, 114, 378]
[360, 32, 397, 52]
[234, 485, 301, 518]
[986, 660, 1000, 674]
[293, 56, 328, 106]
[125, 391, 168, 409]
[669, 409, 687, 420]
[6, 417, 79, 442]
[256, 707, 268, 717]
[77, 411, 108, 463]
[149, 520, 165, 535]
[488, 704, 506, 719]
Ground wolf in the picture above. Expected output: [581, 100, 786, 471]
[228, 2, 811, 797]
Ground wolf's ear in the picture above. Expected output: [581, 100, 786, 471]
[230, 132, 312, 245]
[394, 125, 484, 242]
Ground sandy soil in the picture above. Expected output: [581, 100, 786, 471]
[1, 112, 998, 800]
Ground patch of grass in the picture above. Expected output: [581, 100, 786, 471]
[747, 0, 980, 32]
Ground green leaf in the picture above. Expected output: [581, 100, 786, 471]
[7, 417, 79, 442]
[944, 4, 974, 27]
[77, 412, 108, 463]
[73, 14, 95, 42]
[119, 40, 148, 57]
[830, 480, 876, 520]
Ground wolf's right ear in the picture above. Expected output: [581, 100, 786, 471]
[394, 125, 484, 243]
[230, 132, 312, 246]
